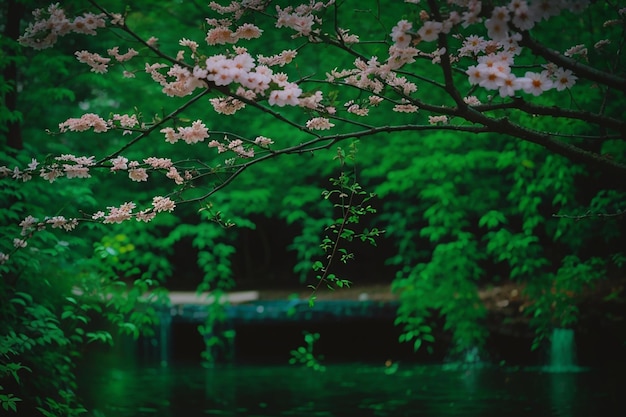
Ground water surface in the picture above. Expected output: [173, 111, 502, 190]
[79, 355, 622, 417]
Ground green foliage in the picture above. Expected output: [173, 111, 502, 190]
[525, 255, 607, 350]
[308, 142, 384, 301]
[289, 331, 325, 372]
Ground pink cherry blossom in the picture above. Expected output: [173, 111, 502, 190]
[306, 117, 335, 130]
[152, 196, 176, 213]
[522, 71, 553, 96]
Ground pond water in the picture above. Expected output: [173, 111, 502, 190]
[79, 354, 623, 417]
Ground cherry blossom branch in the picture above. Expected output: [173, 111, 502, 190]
[519, 31, 626, 93]
[427, 0, 465, 107]
[95, 89, 211, 165]
[87, 0, 184, 68]
[182, 122, 490, 204]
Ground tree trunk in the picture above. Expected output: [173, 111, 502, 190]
[2, 0, 25, 150]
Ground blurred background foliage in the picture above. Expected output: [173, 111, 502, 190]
[1, 0, 625, 414]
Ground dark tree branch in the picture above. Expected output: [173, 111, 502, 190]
[519, 31, 626, 93]
[473, 97, 625, 136]
[553, 210, 626, 220]
[470, 113, 626, 177]
[2, 0, 25, 150]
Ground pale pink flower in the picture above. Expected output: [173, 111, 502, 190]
[345, 102, 369, 116]
[268, 84, 302, 106]
[63, 164, 91, 179]
[161, 127, 180, 144]
[129, 168, 148, 182]
[337, 28, 359, 45]
[13, 238, 27, 248]
[299, 91, 323, 109]
[107, 46, 138, 62]
[72, 155, 95, 166]
[71, 12, 106, 35]
[209, 1, 241, 14]
[178, 120, 209, 144]
[179, 38, 199, 53]
[257, 50, 297, 67]
[27, 158, 39, 171]
[144, 157, 173, 169]
[491, 5, 511, 22]
[498, 73, 527, 97]
[466, 64, 485, 85]
[235, 23, 263, 40]
[162, 65, 205, 97]
[306, 117, 335, 130]
[529, 0, 560, 21]
[18, 4, 72, 49]
[276, 6, 316, 36]
[206, 26, 235, 45]
[390, 20, 412, 48]
[152, 196, 176, 213]
[594, 39, 610, 50]
[111, 114, 139, 128]
[19, 215, 39, 235]
[229, 140, 254, 158]
[40, 166, 63, 183]
[461, 0, 482, 27]
[110, 156, 129, 171]
[512, 7, 536, 31]
[417, 21, 442, 42]
[369, 96, 384, 106]
[109, 13, 125, 26]
[553, 68, 577, 91]
[500, 34, 523, 55]
[136, 210, 156, 223]
[75, 50, 110, 73]
[59, 113, 109, 133]
[463, 96, 482, 106]
[208, 139, 227, 153]
[387, 44, 418, 70]
[11, 167, 22, 180]
[428, 115, 448, 125]
[46, 216, 67, 229]
[166, 167, 184, 185]
[254, 136, 274, 147]
[0, 253, 9, 264]
[479, 63, 510, 90]
[393, 103, 419, 113]
[521, 71, 553, 96]
[485, 18, 508, 41]
[103, 203, 134, 224]
[209, 97, 246, 114]
[232, 52, 255, 72]
[564, 44, 587, 59]
[53, 217, 78, 231]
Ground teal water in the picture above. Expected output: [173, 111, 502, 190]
[79, 355, 622, 417]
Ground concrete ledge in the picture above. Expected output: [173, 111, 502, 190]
[167, 291, 260, 306]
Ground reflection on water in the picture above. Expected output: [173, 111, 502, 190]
[78, 354, 622, 417]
